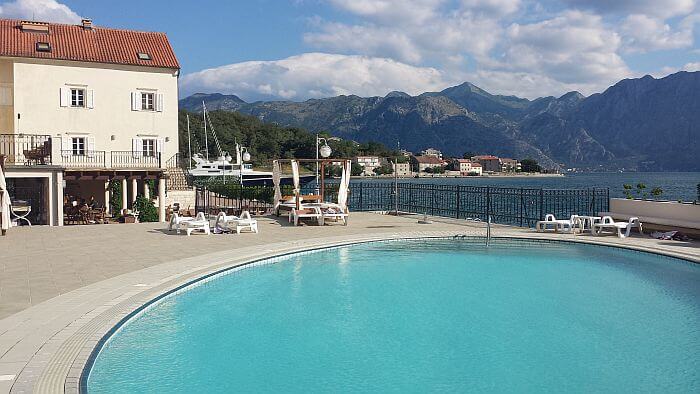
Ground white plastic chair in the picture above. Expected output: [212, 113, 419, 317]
[168, 212, 196, 234]
[592, 216, 643, 238]
[180, 212, 210, 236]
[536, 214, 578, 233]
[215, 211, 258, 234]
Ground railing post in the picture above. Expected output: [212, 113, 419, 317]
[486, 186, 491, 222]
[359, 182, 363, 211]
[519, 187, 524, 227]
[455, 186, 460, 219]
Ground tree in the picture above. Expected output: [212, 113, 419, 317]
[351, 163, 364, 176]
[462, 152, 475, 159]
[651, 187, 663, 200]
[373, 163, 394, 175]
[520, 158, 541, 173]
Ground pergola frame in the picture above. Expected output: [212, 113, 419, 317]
[274, 158, 351, 209]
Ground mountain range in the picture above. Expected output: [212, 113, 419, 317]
[179, 71, 700, 171]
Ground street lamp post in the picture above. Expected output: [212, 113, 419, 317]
[238, 145, 251, 187]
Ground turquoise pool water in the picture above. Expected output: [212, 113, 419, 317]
[86, 239, 700, 393]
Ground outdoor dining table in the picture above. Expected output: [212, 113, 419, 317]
[574, 215, 602, 234]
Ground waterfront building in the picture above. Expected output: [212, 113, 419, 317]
[500, 158, 521, 172]
[472, 155, 502, 173]
[412, 155, 444, 173]
[392, 162, 412, 176]
[352, 155, 382, 176]
[0, 18, 180, 225]
[420, 148, 442, 159]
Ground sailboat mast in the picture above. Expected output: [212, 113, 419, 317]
[203, 101, 209, 161]
[186, 114, 192, 170]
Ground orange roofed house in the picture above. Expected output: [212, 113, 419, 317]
[0, 18, 182, 225]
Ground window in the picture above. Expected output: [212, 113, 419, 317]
[141, 92, 155, 111]
[72, 137, 86, 156]
[36, 42, 51, 52]
[137, 52, 152, 60]
[142, 138, 156, 157]
[71, 88, 85, 107]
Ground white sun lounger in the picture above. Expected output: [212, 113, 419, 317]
[291, 207, 323, 226]
[181, 212, 210, 236]
[592, 216, 643, 238]
[536, 214, 578, 233]
[169, 212, 196, 234]
[216, 211, 259, 234]
[321, 206, 349, 226]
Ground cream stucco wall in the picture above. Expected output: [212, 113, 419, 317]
[0, 59, 13, 133]
[10, 58, 179, 166]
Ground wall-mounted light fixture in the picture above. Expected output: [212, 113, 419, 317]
[165, 137, 170, 142]
[110, 135, 116, 141]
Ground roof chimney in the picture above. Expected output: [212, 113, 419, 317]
[81, 19, 93, 30]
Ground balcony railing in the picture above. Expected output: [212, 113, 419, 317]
[61, 151, 106, 168]
[0, 134, 52, 165]
[111, 151, 161, 169]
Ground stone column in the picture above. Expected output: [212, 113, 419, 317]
[121, 178, 127, 212]
[131, 178, 138, 207]
[144, 180, 150, 200]
[56, 171, 64, 226]
[104, 180, 111, 215]
[158, 177, 166, 222]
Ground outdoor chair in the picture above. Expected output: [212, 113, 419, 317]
[169, 212, 197, 234]
[180, 212, 210, 236]
[214, 211, 258, 234]
[592, 216, 643, 238]
[536, 214, 578, 233]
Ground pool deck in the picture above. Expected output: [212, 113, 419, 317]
[0, 212, 698, 393]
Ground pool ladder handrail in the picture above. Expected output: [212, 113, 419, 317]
[486, 215, 491, 247]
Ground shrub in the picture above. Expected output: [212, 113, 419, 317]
[134, 195, 159, 222]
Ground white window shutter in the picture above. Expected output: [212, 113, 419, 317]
[87, 90, 95, 109]
[156, 137, 164, 154]
[87, 136, 95, 157]
[131, 92, 139, 111]
[0, 86, 11, 106]
[60, 87, 69, 107]
[62, 136, 71, 157]
[156, 93, 164, 112]
[132, 138, 141, 158]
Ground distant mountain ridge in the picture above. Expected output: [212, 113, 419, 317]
[179, 71, 700, 171]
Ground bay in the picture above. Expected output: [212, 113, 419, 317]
[354, 172, 700, 202]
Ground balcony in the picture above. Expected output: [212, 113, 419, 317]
[2, 134, 164, 170]
[60, 151, 106, 168]
[0, 134, 52, 165]
[110, 151, 161, 169]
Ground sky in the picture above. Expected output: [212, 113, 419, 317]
[1, 0, 699, 101]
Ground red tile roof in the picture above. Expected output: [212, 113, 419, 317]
[473, 155, 500, 160]
[0, 19, 179, 69]
[414, 155, 444, 164]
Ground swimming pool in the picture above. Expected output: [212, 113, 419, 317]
[86, 239, 699, 393]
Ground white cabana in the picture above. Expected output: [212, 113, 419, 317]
[0, 163, 10, 235]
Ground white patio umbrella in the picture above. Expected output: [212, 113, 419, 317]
[272, 160, 282, 211]
[337, 160, 351, 211]
[0, 163, 10, 234]
[291, 160, 300, 192]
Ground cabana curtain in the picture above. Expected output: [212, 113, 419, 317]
[272, 160, 282, 210]
[291, 160, 300, 193]
[0, 164, 10, 233]
[337, 160, 351, 211]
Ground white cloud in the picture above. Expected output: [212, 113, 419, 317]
[328, 0, 443, 25]
[562, 0, 696, 19]
[180, 53, 455, 101]
[683, 62, 700, 71]
[620, 14, 695, 53]
[502, 11, 630, 86]
[0, 0, 81, 24]
[460, 0, 521, 17]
